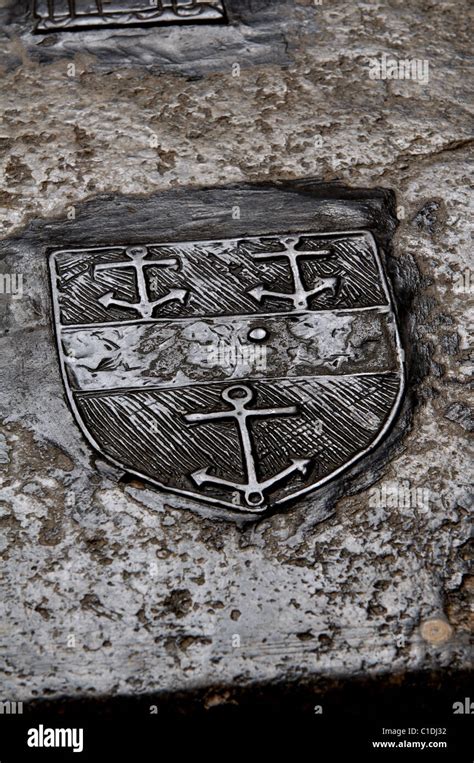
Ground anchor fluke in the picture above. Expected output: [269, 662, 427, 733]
[168, 289, 188, 304]
[98, 291, 115, 308]
[248, 285, 265, 302]
[312, 276, 338, 298]
[190, 467, 210, 486]
[290, 458, 311, 474]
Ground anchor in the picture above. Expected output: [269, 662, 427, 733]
[248, 235, 339, 310]
[184, 384, 311, 510]
[94, 246, 188, 319]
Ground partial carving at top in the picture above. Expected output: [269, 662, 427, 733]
[33, 1, 226, 32]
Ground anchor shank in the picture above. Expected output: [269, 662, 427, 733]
[134, 257, 149, 309]
[236, 413, 258, 488]
[288, 250, 306, 304]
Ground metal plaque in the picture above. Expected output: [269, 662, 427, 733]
[33, 1, 226, 32]
[49, 231, 404, 513]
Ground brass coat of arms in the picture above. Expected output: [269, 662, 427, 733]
[49, 231, 404, 513]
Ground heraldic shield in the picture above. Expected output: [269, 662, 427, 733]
[49, 231, 404, 513]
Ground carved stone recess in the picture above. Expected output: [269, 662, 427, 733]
[2, 1, 291, 75]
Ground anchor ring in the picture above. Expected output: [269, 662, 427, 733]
[221, 385, 253, 406]
[245, 490, 265, 507]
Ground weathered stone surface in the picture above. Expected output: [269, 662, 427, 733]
[0, 0, 471, 705]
